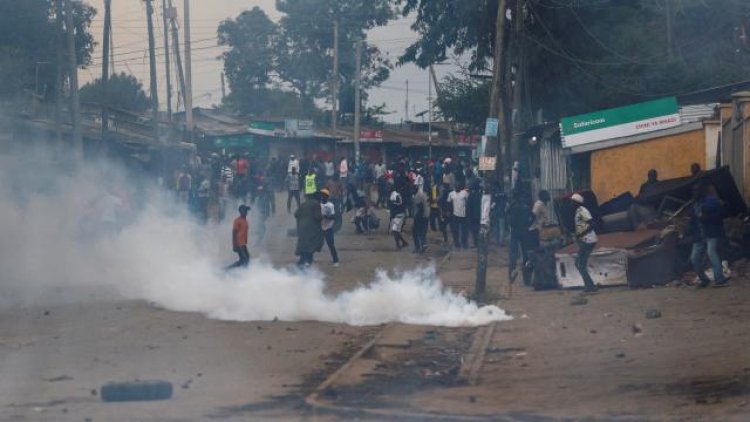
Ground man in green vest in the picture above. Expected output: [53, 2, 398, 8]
[305, 168, 318, 196]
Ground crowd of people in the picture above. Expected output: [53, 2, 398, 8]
[169, 149, 734, 294]
[183, 150, 560, 277]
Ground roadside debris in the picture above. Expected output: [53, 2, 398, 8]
[570, 296, 588, 306]
[100, 380, 173, 402]
[646, 309, 663, 319]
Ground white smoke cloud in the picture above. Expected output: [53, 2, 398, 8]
[0, 154, 510, 327]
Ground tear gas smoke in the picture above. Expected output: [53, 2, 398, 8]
[0, 155, 510, 327]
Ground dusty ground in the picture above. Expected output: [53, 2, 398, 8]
[1, 192, 749, 421]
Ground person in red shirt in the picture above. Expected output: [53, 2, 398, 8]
[227, 205, 250, 269]
[236, 155, 249, 177]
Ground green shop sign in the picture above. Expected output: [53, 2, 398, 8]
[214, 136, 254, 148]
[560, 97, 681, 149]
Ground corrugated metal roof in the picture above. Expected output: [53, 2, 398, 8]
[679, 103, 718, 123]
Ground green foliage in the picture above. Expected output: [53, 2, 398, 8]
[396, 0, 496, 72]
[217, 1, 395, 119]
[218, 7, 279, 116]
[276, 0, 395, 114]
[0, 0, 96, 100]
[79, 72, 150, 112]
[435, 74, 490, 132]
[399, 0, 750, 121]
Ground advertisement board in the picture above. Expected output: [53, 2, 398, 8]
[560, 97, 681, 149]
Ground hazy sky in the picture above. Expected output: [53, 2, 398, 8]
[83, 0, 455, 124]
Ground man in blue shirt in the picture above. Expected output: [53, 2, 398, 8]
[690, 184, 729, 288]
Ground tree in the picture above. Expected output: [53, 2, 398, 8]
[0, 0, 95, 100]
[397, 0, 750, 120]
[435, 74, 490, 133]
[275, 0, 395, 117]
[217, 6, 279, 116]
[80, 72, 150, 112]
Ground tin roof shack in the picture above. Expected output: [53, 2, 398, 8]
[249, 117, 339, 162]
[720, 91, 750, 205]
[322, 124, 475, 164]
[560, 97, 721, 203]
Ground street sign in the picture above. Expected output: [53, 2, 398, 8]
[479, 156, 496, 171]
[560, 97, 681, 149]
[484, 118, 498, 137]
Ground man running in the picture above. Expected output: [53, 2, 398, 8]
[227, 205, 251, 270]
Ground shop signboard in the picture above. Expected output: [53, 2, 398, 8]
[560, 97, 681, 149]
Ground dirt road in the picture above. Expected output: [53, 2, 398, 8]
[2, 193, 748, 421]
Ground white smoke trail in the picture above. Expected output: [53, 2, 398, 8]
[0, 155, 510, 327]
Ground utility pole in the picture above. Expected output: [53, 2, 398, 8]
[353, 40, 363, 165]
[109, 23, 115, 74]
[162, 0, 173, 121]
[184, 0, 194, 141]
[510, 0, 527, 166]
[430, 64, 456, 144]
[65, 0, 83, 161]
[476, 0, 509, 303]
[332, 20, 339, 132]
[101, 0, 111, 147]
[220, 72, 226, 102]
[167, 0, 186, 111]
[405, 79, 409, 121]
[146, 0, 160, 142]
[54, 0, 65, 152]
[428, 70, 433, 160]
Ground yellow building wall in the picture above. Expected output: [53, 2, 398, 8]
[590, 129, 705, 202]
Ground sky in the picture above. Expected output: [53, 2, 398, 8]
[82, 0, 456, 124]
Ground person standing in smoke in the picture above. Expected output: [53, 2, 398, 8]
[227, 205, 251, 270]
[412, 184, 429, 253]
[286, 167, 301, 213]
[319, 189, 340, 267]
[388, 184, 409, 249]
[254, 184, 274, 247]
[295, 192, 324, 267]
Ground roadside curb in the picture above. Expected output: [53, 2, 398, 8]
[457, 322, 496, 385]
[304, 249, 499, 420]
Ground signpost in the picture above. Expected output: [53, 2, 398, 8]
[484, 118, 499, 137]
[479, 156, 497, 171]
[560, 97, 681, 149]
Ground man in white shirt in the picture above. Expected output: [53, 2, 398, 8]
[388, 186, 409, 249]
[447, 184, 469, 249]
[373, 161, 386, 180]
[529, 190, 551, 248]
[319, 189, 339, 267]
[324, 159, 335, 180]
[572, 193, 598, 293]
[288, 154, 300, 174]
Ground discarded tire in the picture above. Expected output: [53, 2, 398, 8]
[100, 380, 173, 402]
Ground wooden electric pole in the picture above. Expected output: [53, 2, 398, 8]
[162, 0, 173, 121]
[476, 0, 509, 302]
[220, 72, 226, 102]
[510, 0, 527, 166]
[184, 0, 194, 141]
[101, 0, 111, 147]
[332, 20, 339, 131]
[167, 0, 186, 111]
[353, 40, 362, 164]
[146, 0, 160, 142]
[54, 0, 65, 153]
[64, 0, 83, 161]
